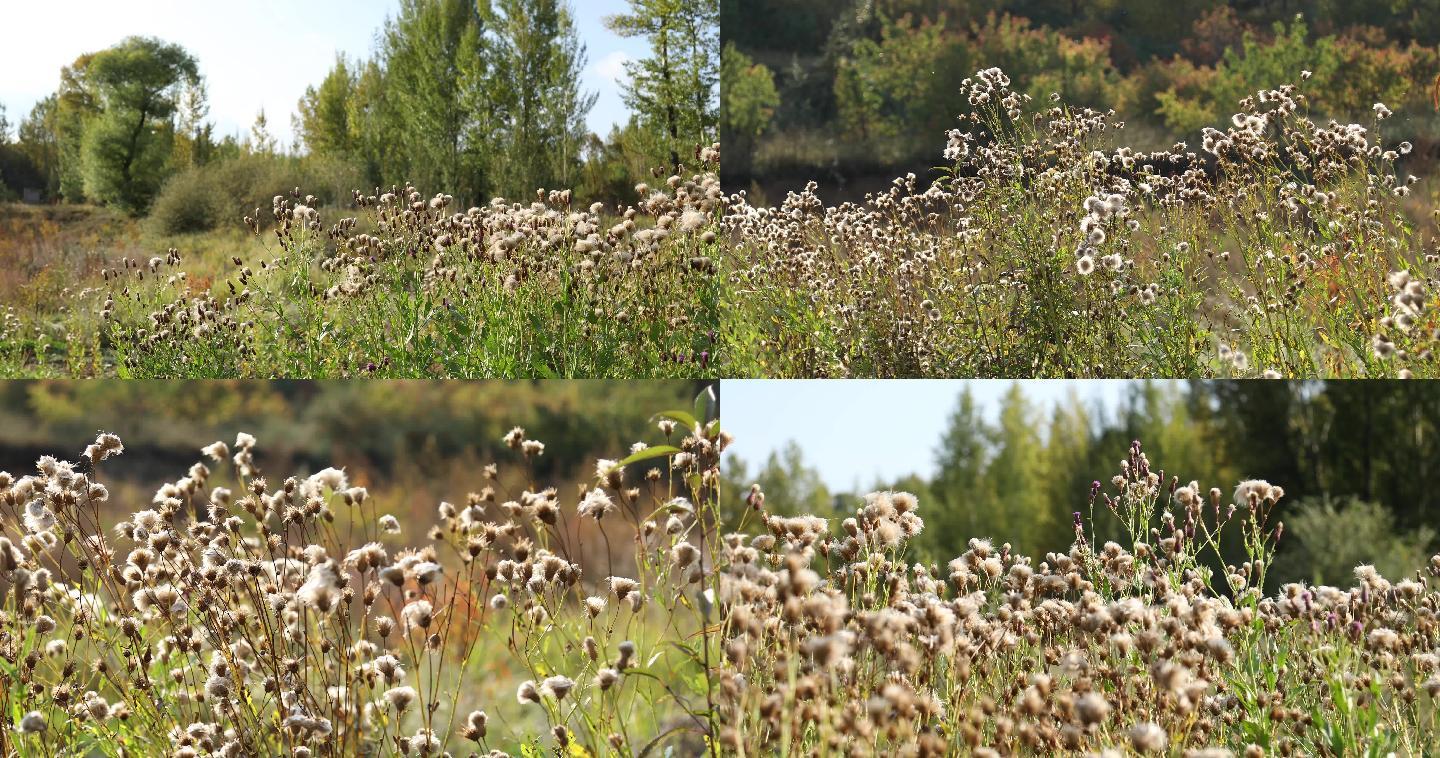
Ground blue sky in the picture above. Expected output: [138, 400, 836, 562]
[0, 0, 642, 145]
[723, 380, 1141, 493]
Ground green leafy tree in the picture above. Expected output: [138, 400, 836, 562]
[297, 56, 358, 158]
[605, 0, 719, 171]
[484, 0, 598, 196]
[171, 76, 212, 169]
[383, 0, 487, 202]
[247, 109, 277, 156]
[17, 96, 61, 197]
[723, 442, 833, 526]
[78, 37, 199, 214]
[986, 384, 1054, 555]
[576, 120, 666, 204]
[347, 58, 400, 187]
[1282, 497, 1435, 586]
[720, 43, 778, 175]
[925, 386, 992, 557]
[834, 13, 954, 140]
[0, 103, 11, 198]
[1039, 393, 1093, 546]
[54, 53, 101, 203]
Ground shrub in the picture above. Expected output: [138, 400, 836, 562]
[1280, 496, 1436, 585]
[149, 155, 365, 235]
[146, 165, 219, 234]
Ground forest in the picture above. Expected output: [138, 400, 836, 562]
[721, 0, 1440, 199]
[727, 380, 1440, 587]
[0, 0, 718, 223]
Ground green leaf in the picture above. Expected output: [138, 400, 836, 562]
[654, 410, 697, 430]
[693, 385, 716, 425]
[617, 445, 682, 468]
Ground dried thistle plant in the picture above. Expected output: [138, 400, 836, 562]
[61, 146, 724, 379]
[721, 66, 1439, 378]
[0, 402, 729, 756]
[715, 439, 1440, 755]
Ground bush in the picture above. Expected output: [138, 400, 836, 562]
[1280, 496, 1436, 585]
[145, 166, 218, 233]
[149, 154, 365, 235]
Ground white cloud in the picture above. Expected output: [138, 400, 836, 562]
[592, 51, 631, 87]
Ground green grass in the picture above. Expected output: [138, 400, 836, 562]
[0, 160, 723, 378]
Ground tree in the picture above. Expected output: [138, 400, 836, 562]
[1040, 392, 1093, 546]
[54, 53, 101, 203]
[926, 386, 992, 557]
[78, 37, 199, 213]
[248, 109, 277, 156]
[17, 97, 61, 197]
[298, 55, 358, 158]
[348, 58, 398, 187]
[173, 76, 213, 169]
[605, 0, 719, 172]
[383, 0, 486, 201]
[985, 384, 1054, 555]
[483, 0, 597, 196]
[724, 441, 834, 524]
[719, 43, 778, 176]
[833, 12, 953, 140]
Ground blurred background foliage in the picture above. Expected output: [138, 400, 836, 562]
[721, 0, 1440, 201]
[724, 380, 1440, 588]
[0, 379, 711, 525]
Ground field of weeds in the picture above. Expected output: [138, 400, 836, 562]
[9, 393, 1440, 754]
[0, 150, 723, 379]
[719, 68, 1440, 378]
[716, 440, 1440, 755]
[0, 395, 726, 756]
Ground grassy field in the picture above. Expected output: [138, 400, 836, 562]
[719, 69, 1440, 378]
[0, 151, 722, 379]
[0, 395, 725, 756]
[716, 440, 1440, 754]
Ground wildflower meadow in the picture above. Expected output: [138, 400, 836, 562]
[719, 68, 1439, 378]
[9, 383, 1440, 754]
[717, 440, 1440, 755]
[0, 391, 726, 756]
[0, 148, 722, 378]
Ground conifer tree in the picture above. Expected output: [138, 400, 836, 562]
[605, 0, 718, 171]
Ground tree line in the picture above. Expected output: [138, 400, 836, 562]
[0, 379, 708, 483]
[0, 0, 718, 217]
[726, 381, 1440, 588]
[721, 0, 1440, 185]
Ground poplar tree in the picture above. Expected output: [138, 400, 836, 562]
[297, 56, 358, 158]
[55, 53, 100, 203]
[483, 0, 597, 197]
[382, 0, 485, 201]
[927, 386, 991, 556]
